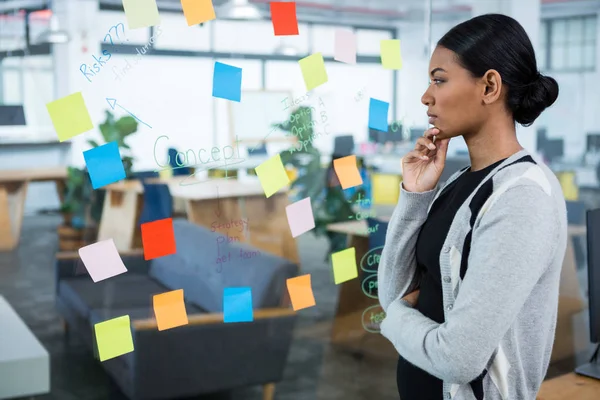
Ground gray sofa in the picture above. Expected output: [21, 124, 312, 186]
[55, 219, 299, 400]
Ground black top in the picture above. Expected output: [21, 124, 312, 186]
[396, 158, 506, 400]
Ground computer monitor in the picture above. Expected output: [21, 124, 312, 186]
[536, 128, 548, 152]
[575, 208, 600, 380]
[587, 134, 600, 152]
[410, 128, 424, 142]
[368, 128, 385, 144]
[542, 139, 564, 162]
[0, 105, 26, 126]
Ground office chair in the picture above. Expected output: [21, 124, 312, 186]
[133, 171, 173, 225]
[168, 148, 192, 176]
[333, 135, 355, 158]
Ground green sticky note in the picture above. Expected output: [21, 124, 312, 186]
[381, 39, 403, 70]
[46, 92, 94, 142]
[255, 154, 290, 198]
[122, 0, 161, 29]
[331, 247, 358, 284]
[298, 52, 328, 91]
[94, 315, 134, 362]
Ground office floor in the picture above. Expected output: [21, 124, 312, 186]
[0, 214, 588, 400]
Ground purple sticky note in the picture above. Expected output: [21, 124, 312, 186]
[78, 238, 128, 283]
[285, 197, 316, 238]
[334, 28, 356, 64]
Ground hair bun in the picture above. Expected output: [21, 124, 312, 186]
[513, 73, 559, 126]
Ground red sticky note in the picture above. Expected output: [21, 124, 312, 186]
[270, 2, 299, 36]
[141, 217, 177, 260]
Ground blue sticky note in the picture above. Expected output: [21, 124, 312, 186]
[368, 98, 389, 132]
[212, 62, 242, 102]
[223, 287, 253, 323]
[83, 141, 126, 189]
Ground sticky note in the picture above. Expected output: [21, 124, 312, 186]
[333, 155, 363, 190]
[255, 154, 290, 198]
[286, 274, 316, 311]
[298, 53, 328, 91]
[46, 92, 93, 142]
[286, 197, 315, 238]
[141, 217, 177, 260]
[122, 0, 160, 29]
[270, 2, 299, 36]
[78, 239, 128, 283]
[83, 141, 126, 189]
[153, 289, 189, 331]
[94, 315, 134, 362]
[368, 98, 389, 132]
[181, 0, 215, 26]
[381, 39, 402, 70]
[334, 28, 356, 64]
[331, 247, 358, 284]
[223, 287, 253, 323]
[212, 62, 242, 102]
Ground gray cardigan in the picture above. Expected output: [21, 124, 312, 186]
[378, 149, 567, 400]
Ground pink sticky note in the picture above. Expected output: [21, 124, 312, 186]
[285, 197, 316, 238]
[78, 239, 128, 283]
[334, 28, 356, 64]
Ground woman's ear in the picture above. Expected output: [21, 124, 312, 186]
[481, 69, 502, 105]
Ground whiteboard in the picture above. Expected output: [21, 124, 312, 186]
[228, 91, 294, 144]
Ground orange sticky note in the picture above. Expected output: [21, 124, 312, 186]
[270, 2, 299, 36]
[333, 155, 363, 189]
[141, 217, 177, 260]
[286, 274, 316, 311]
[181, 0, 216, 26]
[153, 289, 189, 331]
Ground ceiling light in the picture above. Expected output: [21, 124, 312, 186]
[218, 0, 262, 20]
[275, 42, 299, 56]
[36, 14, 70, 44]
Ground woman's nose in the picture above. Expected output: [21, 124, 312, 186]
[421, 86, 433, 106]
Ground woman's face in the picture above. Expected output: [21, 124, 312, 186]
[421, 46, 487, 140]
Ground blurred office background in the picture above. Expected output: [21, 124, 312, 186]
[0, 0, 599, 399]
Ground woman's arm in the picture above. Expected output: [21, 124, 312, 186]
[380, 184, 562, 384]
[377, 184, 439, 312]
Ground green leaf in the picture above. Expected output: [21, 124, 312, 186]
[87, 139, 100, 148]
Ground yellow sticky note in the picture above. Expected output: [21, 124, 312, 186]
[255, 154, 290, 198]
[94, 315, 134, 362]
[381, 39, 402, 70]
[298, 52, 328, 91]
[181, 0, 216, 26]
[46, 92, 94, 142]
[122, 0, 161, 29]
[331, 247, 358, 284]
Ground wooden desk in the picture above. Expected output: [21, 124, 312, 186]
[0, 167, 67, 251]
[537, 373, 600, 399]
[98, 178, 299, 263]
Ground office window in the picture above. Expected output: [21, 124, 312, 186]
[542, 15, 596, 72]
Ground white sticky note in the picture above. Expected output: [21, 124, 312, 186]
[285, 197, 316, 238]
[334, 29, 357, 64]
[78, 239, 128, 283]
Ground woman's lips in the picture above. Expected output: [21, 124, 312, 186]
[428, 116, 437, 125]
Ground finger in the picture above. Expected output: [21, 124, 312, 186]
[416, 137, 437, 151]
[405, 150, 429, 162]
[423, 127, 440, 139]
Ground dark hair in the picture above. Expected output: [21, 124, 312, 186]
[438, 14, 559, 126]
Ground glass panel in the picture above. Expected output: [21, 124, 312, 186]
[583, 44, 595, 69]
[568, 18, 584, 44]
[567, 44, 583, 69]
[537, 49, 547, 71]
[311, 25, 337, 58]
[356, 29, 393, 56]
[2, 68, 21, 103]
[153, 14, 211, 51]
[551, 20, 567, 46]
[584, 16, 597, 44]
[551, 45, 566, 70]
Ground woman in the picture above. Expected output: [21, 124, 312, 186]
[377, 14, 567, 400]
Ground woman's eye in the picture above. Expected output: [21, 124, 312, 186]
[431, 79, 444, 85]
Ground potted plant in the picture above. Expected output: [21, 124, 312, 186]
[275, 107, 365, 258]
[57, 110, 139, 250]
